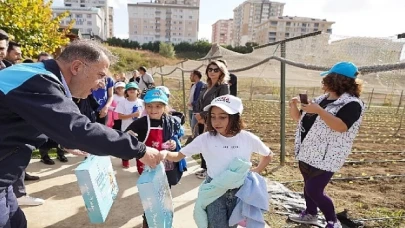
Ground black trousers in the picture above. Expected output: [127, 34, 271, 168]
[96, 112, 107, 125]
[38, 138, 64, 158]
[113, 119, 122, 131]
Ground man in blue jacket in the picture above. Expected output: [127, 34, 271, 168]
[187, 70, 205, 136]
[0, 40, 162, 228]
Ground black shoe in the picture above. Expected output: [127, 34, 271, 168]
[41, 155, 55, 165]
[142, 215, 149, 228]
[25, 172, 40, 181]
[57, 155, 68, 163]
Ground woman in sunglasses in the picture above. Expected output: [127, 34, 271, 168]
[194, 60, 230, 179]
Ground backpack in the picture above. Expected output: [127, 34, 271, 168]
[140, 75, 154, 99]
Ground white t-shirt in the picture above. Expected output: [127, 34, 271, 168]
[188, 83, 196, 111]
[138, 73, 154, 91]
[113, 94, 125, 104]
[180, 130, 272, 179]
[115, 98, 144, 131]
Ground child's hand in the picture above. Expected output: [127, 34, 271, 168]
[163, 140, 177, 150]
[251, 167, 260, 173]
[64, 148, 88, 156]
[132, 111, 140, 118]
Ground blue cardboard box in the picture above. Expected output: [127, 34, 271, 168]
[137, 163, 173, 228]
[75, 155, 119, 224]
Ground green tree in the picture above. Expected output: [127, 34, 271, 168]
[159, 42, 175, 58]
[0, 0, 73, 57]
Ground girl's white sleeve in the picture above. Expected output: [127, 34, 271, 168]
[115, 101, 126, 114]
[180, 133, 205, 157]
[250, 132, 272, 156]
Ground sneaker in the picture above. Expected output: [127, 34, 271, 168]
[325, 220, 342, 228]
[289, 211, 319, 226]
[194, 169, 205, 175]
[17, 196, 44, 206]
[122, 160, 130, 169]
[196, 170, 207, 179]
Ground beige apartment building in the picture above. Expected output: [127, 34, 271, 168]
[255, 16, 334, 45]
[233, 0, 285, 46]
[53, 7, 108, 40]
[211, 19, 233, 46]
[128, 1, 200, 44]
[63, 0, 113, 38]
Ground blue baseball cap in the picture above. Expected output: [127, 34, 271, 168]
[125, 82, 139, 90]
[320, 62, 359, 79]
[143, 88, 168, 105]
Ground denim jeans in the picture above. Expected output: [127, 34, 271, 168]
[205, 176, 239, 228]
[190, 113, 198, 137]
[0, 186, 27, 228]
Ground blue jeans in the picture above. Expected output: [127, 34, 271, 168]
[0, 186, 27, 228]
[205, 177, 239, 228]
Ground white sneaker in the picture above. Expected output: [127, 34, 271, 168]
[325, 220, 343, 228]
[194, 169, 205, 175]
[196, 170, 207, 179]
[289, 211, 319, 226]
[17, 195, 45, 206]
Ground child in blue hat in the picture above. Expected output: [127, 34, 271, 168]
[125, 88, 186, 227]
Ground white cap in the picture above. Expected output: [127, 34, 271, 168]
[114, 82, 126, 88]
[156, 86, 171, 95]
[203, 95, 243, 115]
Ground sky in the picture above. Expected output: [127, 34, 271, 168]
[53, 0, 404, 41]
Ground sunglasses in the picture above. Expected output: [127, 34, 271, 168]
[207, 67, 221, 73]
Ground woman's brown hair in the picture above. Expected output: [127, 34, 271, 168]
[205, 61, 229, 87]
[322, 73, 363, 97]
[206, 107, 246, 136]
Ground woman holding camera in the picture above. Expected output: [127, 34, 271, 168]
[288, 62, 365, 228]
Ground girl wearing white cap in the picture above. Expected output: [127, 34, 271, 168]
[109, 81, 126, 130]
[161, 94, 273, 228]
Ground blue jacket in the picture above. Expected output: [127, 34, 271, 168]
[0, 60, 147, 195]
[229, 172, 269, 228]
[194, 158, 251, 228]
[192, 81, 205, 112]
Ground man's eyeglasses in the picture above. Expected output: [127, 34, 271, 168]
[207, 67, 220, 73]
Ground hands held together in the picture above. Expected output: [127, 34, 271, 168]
[289, 97, 323, 114]
[138, 140, 175, 168]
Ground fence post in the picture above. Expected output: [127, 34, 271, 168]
[280, 42, 286, 166]
[312, 87, 316, 97]
[292, 87, 296, 98]
[249, 79, 254, 101]
[397, 90, 403, 114]
[395, 103, 405, 136]
[160, 66, 164, 86]
[181, 62, 187, 116]
[368, 88, 374, 109]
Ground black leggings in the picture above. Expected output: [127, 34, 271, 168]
[197, 123, 207, 169]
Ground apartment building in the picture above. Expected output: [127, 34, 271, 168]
[53, 7, 108, 40]
[128, 1, 200, 44]
[63, 0, 113, 38]
[233, 0, 285, 46]
[155, 0, 200, 7]
[211, 19, 233, 46]
[255, 16, 334, 44]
